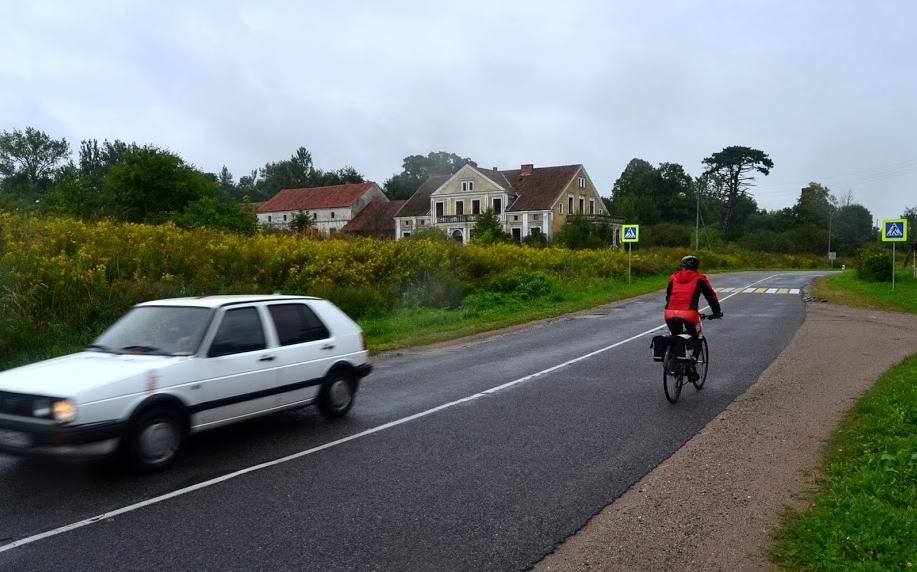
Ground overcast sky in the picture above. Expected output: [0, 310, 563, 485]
[2, 0, 915, 219]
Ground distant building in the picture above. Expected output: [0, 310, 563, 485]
[341, 200, 406, 238]
[256, 182, 387, 235]
[394, 163, 621, 244]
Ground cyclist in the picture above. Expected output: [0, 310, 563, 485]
[664, 255, 723, 381]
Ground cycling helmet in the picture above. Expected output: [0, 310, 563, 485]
[680, 255, 700, 270]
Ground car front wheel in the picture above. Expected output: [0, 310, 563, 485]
[122, 407, 184, 472]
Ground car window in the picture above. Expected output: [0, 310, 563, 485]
[208, 307, 266, 357]
[268, 304, 331, 346]
[93, 306, 211, 356]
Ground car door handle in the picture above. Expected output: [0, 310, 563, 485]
[258, 355, 276, 362]
[321, 344, 335, 351]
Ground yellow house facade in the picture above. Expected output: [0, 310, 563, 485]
[394, 163, 622, 244]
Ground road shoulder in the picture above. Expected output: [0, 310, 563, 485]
[535, 302, 917, 571]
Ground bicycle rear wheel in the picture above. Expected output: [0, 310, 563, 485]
[663, 348, 683, 403]
[693, 337, 709, 390]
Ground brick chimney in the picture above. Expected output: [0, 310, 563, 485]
[520, 163, 534, 176]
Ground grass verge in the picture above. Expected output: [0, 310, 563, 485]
[0, 275, 668, 371]
[812, 268, 917, 314]
[362, 275, 666, 354]
[771, 353, 917, 570]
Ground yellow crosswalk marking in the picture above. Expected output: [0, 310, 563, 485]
[778, 288, 789, 294]
[754, 288, 768, 293]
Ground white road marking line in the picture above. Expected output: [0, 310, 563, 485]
[789, 288, 800, 294]
[0, 274, 781, 554]
[743, 288, 757, 294]
[765, 288, 778, 294]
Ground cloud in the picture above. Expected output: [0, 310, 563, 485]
[1, 0, 915, 217]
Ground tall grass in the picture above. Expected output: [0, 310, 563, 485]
[0, 211, 826, 364]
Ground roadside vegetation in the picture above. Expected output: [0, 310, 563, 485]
[0, 212, 826, 370]
[812, 243, 917, 314]
[772, 353, 917, 570]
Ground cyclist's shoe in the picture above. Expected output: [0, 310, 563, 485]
[688, 366, 700, 383]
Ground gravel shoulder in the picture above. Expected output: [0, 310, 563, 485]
[536, 302, 917, 571]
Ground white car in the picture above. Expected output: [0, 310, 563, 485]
[0, 295, 371, 471]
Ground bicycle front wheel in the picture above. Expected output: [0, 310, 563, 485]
[663, 348, 683, 404]
[693, 337, 709, 390]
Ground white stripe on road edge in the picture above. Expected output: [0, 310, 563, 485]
[0, 274, 781, 554]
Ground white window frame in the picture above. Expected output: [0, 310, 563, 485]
[492, 197, 502, 215]
[589, 198, 595, 215]
[578, 177, 586, 189]
[579, 197, 585, 213]
[455, 200, 465, 216]
[568, 194, 574, 214]
[435, 201, 445, 218]
[471, 199, 481, 215]
[559, 203, 564, 215]
[461, 180, 475, 192]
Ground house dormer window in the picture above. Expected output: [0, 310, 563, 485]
[578, 177, 586, 189]
[461, 180, 474, 192]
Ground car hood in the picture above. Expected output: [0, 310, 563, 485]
[0, 352, 186, 399]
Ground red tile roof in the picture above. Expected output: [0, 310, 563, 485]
[258, 182, 378, 213]
[502, 164, 582, 211]
[342, 201, 405, 236]
[393, 175, 450, 217]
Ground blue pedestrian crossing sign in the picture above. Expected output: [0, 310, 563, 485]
[881, 218, 907, 242]
[622, 224, 639, 243]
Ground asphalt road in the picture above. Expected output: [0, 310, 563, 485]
[0, 271, 823, 571]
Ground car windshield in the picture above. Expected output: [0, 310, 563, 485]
[90, 306, 213, 356]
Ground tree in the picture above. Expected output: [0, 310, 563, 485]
[172, 196, 258, 234]
[0, 127, 70, 194]
[384, 151, 476, 200]
[701, 146, 773, 235]
[101, 146, 217, 223]
[470, 209, 510, 244]
[557, 215, 614, 249]
[289, 210, 315, 234]
[242, 147, 365, 202]
[608, 158, 695, 224]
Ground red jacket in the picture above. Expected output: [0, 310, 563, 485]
[665, 269, 722, 315]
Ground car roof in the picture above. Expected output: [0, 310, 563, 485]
[137, 295, 321, 309]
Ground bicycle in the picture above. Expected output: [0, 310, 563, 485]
[660, 313, 720, 404]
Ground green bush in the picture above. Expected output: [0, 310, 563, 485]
[644, 223, 693, 247]
[856, 245, 892, 282]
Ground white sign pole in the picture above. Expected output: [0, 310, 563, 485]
[892, 242, 896, 290]
[628, 243, 632, 284]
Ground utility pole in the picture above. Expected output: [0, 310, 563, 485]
[827, 208, 833, 269]
[695, 189, 700, 252]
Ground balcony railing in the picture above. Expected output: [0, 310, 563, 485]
[436, 214, 487, 224]
[566, 214, 625, 225]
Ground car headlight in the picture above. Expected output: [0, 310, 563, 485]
[51, 400, 77, 424]
[33, 399, 52, 418]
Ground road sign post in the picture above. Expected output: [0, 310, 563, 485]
[828, 251, 836, 268]
[882, 218, 908, 290]
[622, 225, 639, 284]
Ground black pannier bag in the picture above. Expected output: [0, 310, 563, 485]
[651, 335, 668, 361]
[670, 334, 695, 361]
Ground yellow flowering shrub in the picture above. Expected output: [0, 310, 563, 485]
[0, 212, 823, 357]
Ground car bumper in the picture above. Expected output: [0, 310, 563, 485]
[0, 417, 124, 460]
[355, 363, 373, 379]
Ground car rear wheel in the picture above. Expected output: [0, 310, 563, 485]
[317, 372, 356, 419]
[122, 407, 184, 472]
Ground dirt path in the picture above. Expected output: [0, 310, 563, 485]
[536, 302, 917, 571]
